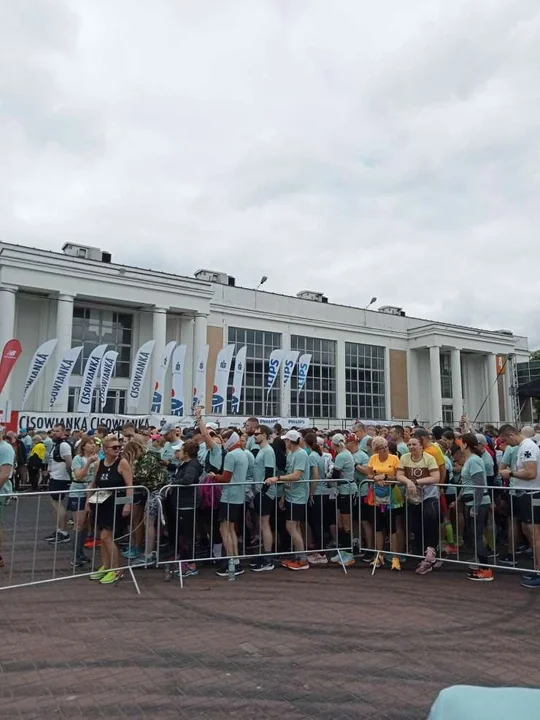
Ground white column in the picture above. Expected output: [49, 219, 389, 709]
[336, 339, 346, 422]
[193, 313, 208, 406]
[54, 293, 74, 411]
[180, 315, 194, 414]
[384, 346, 392, 421]
[450, 348, 463, 424]
[407, 348, 418, 421]
[429, 345, 442, 426]
[487, 353, 500, 424]
[0, 285, 17, 405]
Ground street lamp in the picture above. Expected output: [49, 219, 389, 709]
[365, 296, 377, 310]
[256, 276, 268, 291]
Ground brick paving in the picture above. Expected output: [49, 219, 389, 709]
[1, 496, 540, 718]
[1, 558, 540, 719]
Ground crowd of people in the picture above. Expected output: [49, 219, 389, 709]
[0, 415, 539, 589]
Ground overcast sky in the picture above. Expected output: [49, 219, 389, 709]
[2, 1, 539, 346]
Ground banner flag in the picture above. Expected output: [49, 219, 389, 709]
[0, 339, 23, 395]
[76, 344, 108, 414]
[21, 338, 58, 409]
[297, 353, 312, 392]
[151, 341, 176, 414]
[192, 344, 209, 409]
[266, 349, 285, 393]
[49, 346, 83, 408]
[127, 340, 156, 412]
[170, 344, 187, 416]
[230, 345, 247, 414]
[211, 344, 235, 414]
[282, 350, 300, 388]
[99, 350, 118, 412]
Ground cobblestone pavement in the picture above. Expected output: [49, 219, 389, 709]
[1, 555, 540, 720]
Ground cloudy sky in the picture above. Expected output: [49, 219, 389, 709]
[2, 1, 539, 345]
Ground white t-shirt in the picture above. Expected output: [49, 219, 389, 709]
[514, 438, 540, 491]
[49, 441, 72, 482]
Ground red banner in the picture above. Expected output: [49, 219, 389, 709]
[0, 339, 22, 394]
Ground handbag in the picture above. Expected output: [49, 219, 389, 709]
[87, 490, 112, 505]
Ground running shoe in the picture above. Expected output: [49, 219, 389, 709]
[89, 566, 107, 581]
[307, 553, 329, 565]
[251, 560, 275, 572]
[498, 554, 517, 567]
[391, 557, 402, 572]
[47, 531, 70, 544]
[281, 559, 294, 568]
[415, 559, 434, 575]
[339, 552, 356, 567]
[467, 568, 494, 582]
[521, 575, 540, 589]
[70, 557, 89, 569]
[287, 560, 309, 571]
[444, 544, 458, 555]
[369, 554, 385, 569]
[521, 571, 539, 582]
[99, 570, 122, 585]
[84, 538, 101, 549]
[362, 553, 377, 564]
[184, 564, 199, 577]
[121, 547, 142, 559]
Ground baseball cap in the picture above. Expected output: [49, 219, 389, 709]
[206, 422, 219, 431]
[160, 420, 179, 436]
[475, 433, 487, 445]
[283, 429, 301, 442]
[316, 436, 325, 446]
[331, 433, 346, 445]
[413, 428, 430, 439]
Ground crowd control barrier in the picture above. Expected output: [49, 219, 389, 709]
[0, 485, 150, 594]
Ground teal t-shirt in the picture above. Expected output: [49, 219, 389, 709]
[353, 448, 370, 497]
[335, 449, 356, 496]
[43, 436, 54, 463]
[284, 448, 310, 504]
[221, 447, 249, 505]
[397, 441, 409, 458]
[253, 444, 276, 493]
[69, 455, 97, 498]
[482, 450, 495, 479]
[0, 440, 15, 497]
[501, 445, 518, 494]
[161, 440, 183, 465]
[245, 449, 255, 490]
[246, 435, 257, 453]
[461, 454, 489, 505]
[310, 452, 328, 496]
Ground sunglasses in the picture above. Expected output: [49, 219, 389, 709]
[108, 444, 121, 450]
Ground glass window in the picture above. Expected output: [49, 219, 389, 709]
[72, 306, 133, 379]
[440, 353, 452, 399]
[289, 336, 336, 419]
[227, 327, 282, 416]
[68, 388, 126, 414]
[442, 404, 454, 425]
[345, 342, 386, 420]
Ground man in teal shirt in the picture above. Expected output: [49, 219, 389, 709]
[0, 425, 15, 568]
[250, 426, 277, 572]
[390, 425, 409, 457]
[266, 429, 309, 571]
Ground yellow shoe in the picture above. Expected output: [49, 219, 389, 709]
[369, 554, 384, 569]
[89, 566, 106, 581]
[391, 557, 401, 572]
[99, 570, 122, 585]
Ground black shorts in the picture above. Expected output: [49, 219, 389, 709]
[49, 479, 70, 500]
[516, 492, 540, 526]
[368, 504, 398, 534]
[218, 502, 244, 525]
[133, 490, 147, 507]
[67, 496, 86, 512]
[254, 492, 277, 518]
[284, 501, 306, 523]
[337, 494, 357, 515]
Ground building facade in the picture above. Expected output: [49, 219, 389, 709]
[0, 242, 530, 426]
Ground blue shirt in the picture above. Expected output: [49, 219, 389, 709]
[221, 448, 249, 505]
[284, 447, 310, 504]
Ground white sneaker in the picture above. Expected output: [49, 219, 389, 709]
[307, 553, 328, 565]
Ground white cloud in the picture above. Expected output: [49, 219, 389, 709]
[1, 0, 539, 344]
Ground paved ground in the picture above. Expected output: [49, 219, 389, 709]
[1, 557, 540, 720]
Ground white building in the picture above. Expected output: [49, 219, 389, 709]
[0, 241, 529, 426]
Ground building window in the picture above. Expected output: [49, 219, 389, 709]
[442, 404, 454, 425]
[72, 306, 133, 378]
[290, 337, 336, 419]
[345, 342, 386, 420]
[227, 328, 282, 416]
[440, 353, 452, 399]
[68, 388, 126, 415]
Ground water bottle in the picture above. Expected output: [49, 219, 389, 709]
[228, 557, 236, 582]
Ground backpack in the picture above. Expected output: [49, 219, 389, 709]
[204, 446, 226, 475]
[198, 474, 222, 510]
[52, 440, 71, 464]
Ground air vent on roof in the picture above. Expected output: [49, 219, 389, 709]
[62, 243, 112, 263]
[378, 305, 405, 317]
[496, 329, 513, 336]
[297, 290, 328, 303]
[194, 269, 235, 286]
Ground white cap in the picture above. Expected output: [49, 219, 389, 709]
[284, 429, 301, 443]
[475, 433, 487, 446]
[317, 436, 325, 446]
[160, 420, 179, 436]
[206, 422, 219, 431]
[331, 433, 346, 445]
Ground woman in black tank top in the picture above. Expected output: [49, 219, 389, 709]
[87, 434, 133, 585]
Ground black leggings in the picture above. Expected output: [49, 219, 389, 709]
[165, 505, 196, 562]
[408, 497, 440, 553]
[308, 495, 336, 550]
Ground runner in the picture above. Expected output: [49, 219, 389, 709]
[250, 425, 277, 572]
[44, 424, 73, 545]
[329, 433, 356, 567]
[367, 436, 402, 570]
[0, 425, 15, 569]
[69, 435, 99, 568]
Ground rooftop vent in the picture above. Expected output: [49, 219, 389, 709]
[296, 290, 328, 303]
[378, 305, 405, 317]
[495, 329, 513, 336]
[62, 243, 111, 263]
[194, 269, 236, 286]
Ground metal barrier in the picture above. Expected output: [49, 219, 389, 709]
[0, 485, 150, 594]
[357, 480, 539, 576]
[155, 479, 356, 585]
